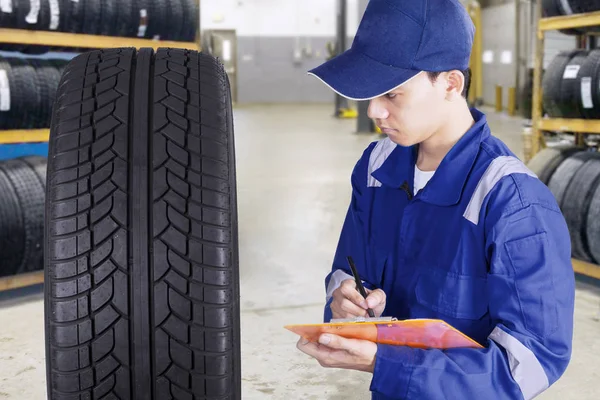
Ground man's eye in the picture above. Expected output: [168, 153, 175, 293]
[386, 93, 397, 99]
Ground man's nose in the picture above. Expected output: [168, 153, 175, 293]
[367, 98, 389, 120]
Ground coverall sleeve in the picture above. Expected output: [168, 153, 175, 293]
[369, 202, 575, 400]
[323, 144, 377, 323]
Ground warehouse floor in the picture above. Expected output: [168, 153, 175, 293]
[0, 104, 599, 399]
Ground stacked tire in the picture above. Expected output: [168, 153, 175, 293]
[0, 156, 47, 278]
[0, 0, 199, 54]
[528, 146, 600, 264]
[542, 49, 600, 119]
[542, 0, 600, 35]
[0, 56, 68, 129]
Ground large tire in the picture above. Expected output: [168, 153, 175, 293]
[543, 50, 586, 117]
[561, 154, 600, 262]
[586, 182, 600, 264]
[0, 165, 25, 277]
[44, 48, 241, 400]
[548, 151, 598, 207]
[578, 49, 600, 119]
[557, 51, 589, 118]
[526, 145, 582, 185]
[0, 158, 46, 275]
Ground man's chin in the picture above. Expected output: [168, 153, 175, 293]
[386, 133, 415, 148]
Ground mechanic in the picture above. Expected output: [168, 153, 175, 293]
[295, 1, 575, 399]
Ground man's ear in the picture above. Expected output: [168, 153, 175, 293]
[444, 70, 465, 100]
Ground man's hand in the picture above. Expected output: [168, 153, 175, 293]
[296, 334, 377, 373]
[330, 279, 386, 319]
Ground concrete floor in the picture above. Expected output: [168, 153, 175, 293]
[0, 104, 599, 399]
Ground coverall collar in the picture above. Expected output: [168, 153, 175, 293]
[370, 108, 490, 206]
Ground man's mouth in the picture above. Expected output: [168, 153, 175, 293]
[379, 127, 398, 134]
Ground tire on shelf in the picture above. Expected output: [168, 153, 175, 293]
[180, 0, 199, 42]
[0, 57, 15, 130]
[165, 0, 185, 41]
[115, 0, 135, 37]
[0, 165, 24, 278]
[560, 154, 600, 262]
[44, 48, 241, 400]
[0, 158, 46, 275]
[21, 155, 48, 189]
[557, 51, 589, 118]
[543, 50, 586, 118]
[578, 49, 600, 119]
[10, 58, 41, 129]
[20, 0, 52, 54]
[548, 150, 598, 208]
[526, 145, 582, 185]
[82, 0, 101, 35]
[146, 0, 168, 40]
[586, 180, 600, 264]
[99, 0, 117, 36]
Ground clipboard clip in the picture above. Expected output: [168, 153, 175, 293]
[330, 316, 397, 323]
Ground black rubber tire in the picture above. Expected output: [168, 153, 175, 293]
[146, 0, 168, 40]
[0, 57, 15, 130]
[7, 58, 37, 129]
[21, 155, 48, 189]
[0, 158, 46, 275]
[28, 59, 51, 127]
[557, 51, 589, 118]
[180, 0, 198, 41]
[526, 145, 583, 185]
[586, 180, 600, 264]
[548, 151, 598, 208]
[114, 0, 134, 37]
[578, 49, 600, 119]
[82, 0, 101, 35]
[561, 154, 600, 262]
[44, 48, 241, 399]
[99, 0, 116, 36]
[0, 167, 25, 277]
[165, 0, 185, 41]
[543, 50, 586, 117]
[60, 0, 83, 34]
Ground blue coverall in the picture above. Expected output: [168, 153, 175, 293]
[324, 108, 575, 400]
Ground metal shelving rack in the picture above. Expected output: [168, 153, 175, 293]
[0, 25, 200, 292]
[531, 4, 600, 281]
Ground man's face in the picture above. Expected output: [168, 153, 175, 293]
[367, 71, 449, 147]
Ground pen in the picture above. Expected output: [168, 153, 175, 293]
[346, 256, 376, 318]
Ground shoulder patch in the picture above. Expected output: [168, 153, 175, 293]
[463, 156, 537, 224]
[367, 137, 397, 187]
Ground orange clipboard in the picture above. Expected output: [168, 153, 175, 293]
[285, 317, 484, 349]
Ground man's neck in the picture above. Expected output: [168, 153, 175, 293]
[416, 104, 475, 171]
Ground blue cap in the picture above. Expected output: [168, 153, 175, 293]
[308, 0, 475, 100]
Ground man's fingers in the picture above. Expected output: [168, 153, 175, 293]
[319, 334, 354, 352]
[339, 280, 368, 308]
[365, 289, 386, 309]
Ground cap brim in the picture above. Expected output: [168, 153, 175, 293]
[308, 48, 422, 101]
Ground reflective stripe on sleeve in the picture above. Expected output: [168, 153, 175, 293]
[489, 326, 550, 400]
[463, 156, 537, 224]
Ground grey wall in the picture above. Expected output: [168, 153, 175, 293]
[482, 3, 517, 107]
[236, 36, 347, 104]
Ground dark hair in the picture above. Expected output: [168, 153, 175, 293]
[426, 68, 471, 99]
